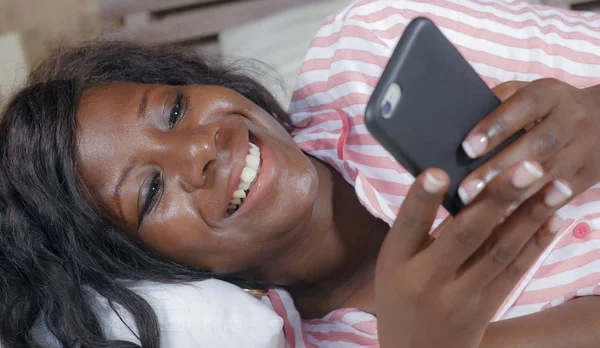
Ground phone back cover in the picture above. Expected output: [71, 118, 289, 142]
[365, 18, 521, 215]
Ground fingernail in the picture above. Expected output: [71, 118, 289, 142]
[484, 168, 500, 184]
[462, 133, 488, 158]
[458, 179, 485, 205]
[544, 180, 573, 207]
[423, 172, 446, 193]
[548, 215, 565, 234]
[512, 161, 544, 188]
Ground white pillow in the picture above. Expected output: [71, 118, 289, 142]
[101, 279, 284, 347]
[30, 279, 284, 348]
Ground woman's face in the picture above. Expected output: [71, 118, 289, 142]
[76, 83, 319, 276]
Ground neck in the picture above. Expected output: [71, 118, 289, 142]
[287, 158, 388, 318]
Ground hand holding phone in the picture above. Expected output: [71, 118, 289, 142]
[365, 17, 523, 215]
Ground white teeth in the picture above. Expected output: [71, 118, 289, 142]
[237, 181, 250, 191]
[227, 141, 261, 214]
[245, 154, 260, 170]
[232, 190, 246, 199]
[240, 167, 257, 183]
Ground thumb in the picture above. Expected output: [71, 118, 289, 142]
[385, 169, 449, 262]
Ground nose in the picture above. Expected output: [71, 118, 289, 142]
[174, 124, 220, 190]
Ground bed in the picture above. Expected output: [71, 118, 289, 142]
[98, 0, 600, 109]
[4, 0, 600, 347]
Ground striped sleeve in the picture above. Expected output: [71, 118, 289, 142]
[268, 289, 378, 347]
[494, 193, 600, 320]
[291, 0, 600, 229]
[281, 0, 600, 346]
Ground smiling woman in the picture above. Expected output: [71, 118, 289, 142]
[75, 80, 321, 275]
[0, 41, 337, 348]
[0, 37, 388, 348]
[4, 1, 600, 348]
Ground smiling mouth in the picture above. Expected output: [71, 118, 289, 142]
[226, 141, 261, 217]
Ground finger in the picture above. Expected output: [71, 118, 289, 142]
[567, 164, 600, 199]
[492, 81, 529, 102]
[389, 169, 449, 260]
[457, 108, 576, 205]
[542, 143, 586, 188]
[430, 215, 453, 239]
[462, 78, 565, 159]
[483, 214, 566, 310]
[425, 161, 545, 274]
[461, 179, 573, 288]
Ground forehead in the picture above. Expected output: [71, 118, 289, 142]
[77, 82, 144, 129]
[77, 83, 146, 167]
[77, 82, 146, 128]
[75, 83, 149, 208]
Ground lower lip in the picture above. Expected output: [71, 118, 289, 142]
[231, 135, 276, 218]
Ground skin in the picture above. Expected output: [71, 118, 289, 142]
[378, 167, 600, 348]
[459, 80, 600, 205]
[76, 82, 388, 317]
[76, 81, 600, 347]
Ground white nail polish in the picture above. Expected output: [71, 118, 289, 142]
[458, 187, 470, 205]
[544, 180, 573, 207]
[462, 134, 488, 159]
[458, 179, 485, 205]
[462, 140, 477, 158]
[423, 172, 445, 193]
[524, 161, 544, 178]
[484, 169, 500, 183]
[513, 161, 544, 188]
[553, 180, 573, 197]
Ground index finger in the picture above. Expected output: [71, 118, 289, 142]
[424, 160, 545, 274]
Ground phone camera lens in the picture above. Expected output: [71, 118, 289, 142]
[383, 101, 392, 114]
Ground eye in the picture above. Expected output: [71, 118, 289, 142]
[168, 90, 185, 129]
[139, 173, 162, 223]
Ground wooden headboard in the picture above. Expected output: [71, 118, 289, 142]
[100, 0, 321, 52]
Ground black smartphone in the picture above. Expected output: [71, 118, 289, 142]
[365, 17, 523, 215]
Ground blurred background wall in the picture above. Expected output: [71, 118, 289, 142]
[1, 0, 598, 109]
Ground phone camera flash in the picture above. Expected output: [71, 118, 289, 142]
[381, 83, 402, 119]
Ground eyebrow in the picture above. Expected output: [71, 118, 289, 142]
[114, 86, 155, 222]
[138, 85, 156, 122]
[112, 156, 136, 221]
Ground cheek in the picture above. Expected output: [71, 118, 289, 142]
[285, 155, 319, 215]
[139, 218, 270, 274]
[139, 220, 211, 263]
[250, 108, 295, 144]
[260, 149, 320, 239]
